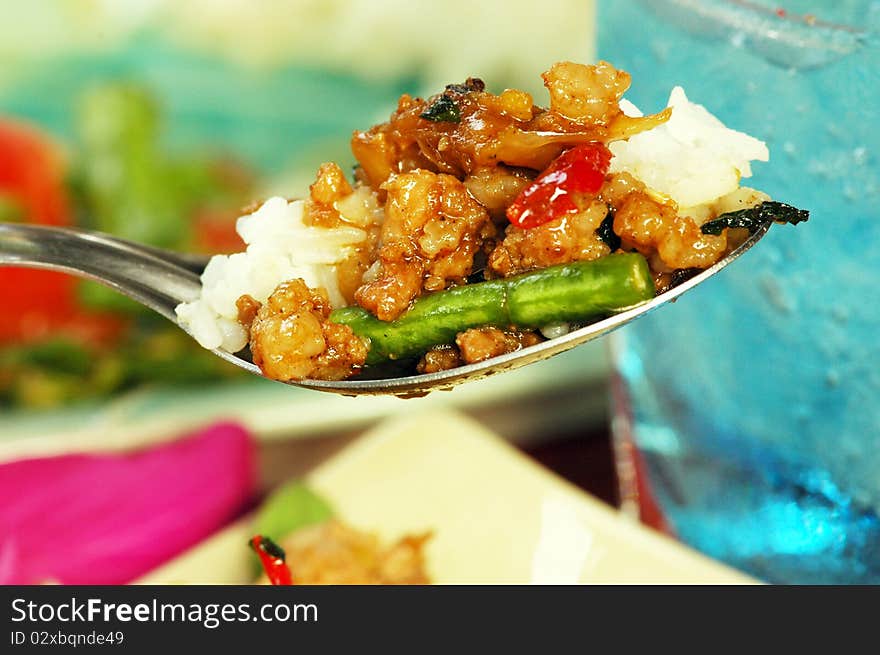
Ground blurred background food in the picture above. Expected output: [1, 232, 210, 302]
[8, 1, 873, 585]
[1, 1, 628, 584]
[0, 0, 595, 417]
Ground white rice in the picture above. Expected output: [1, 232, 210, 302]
[610, 87, 769, 209]
[539, 322, 572, 340]
[175, 197, 369, 353]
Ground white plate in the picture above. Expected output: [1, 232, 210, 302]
[138, 409, 755, 584]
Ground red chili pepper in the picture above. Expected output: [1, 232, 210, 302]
[506, 143, 611, 229]
[249, 535, 293, 585]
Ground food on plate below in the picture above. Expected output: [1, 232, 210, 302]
[176, 61, 808, 382]
[248, 481, 430, 585]
[251, 525, 431, 585]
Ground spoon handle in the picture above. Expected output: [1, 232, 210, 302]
[0, 223, 203, 322]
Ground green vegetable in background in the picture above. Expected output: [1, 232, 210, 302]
[0, 339, 122, 408]
[75, 84, 187, 248]
[71, 83, 253, 315]
[116, 327, 247, 386]
[250, 481, 334, 574]
[330, 252, 655, 365]
[0, 193, 24, 222]
[1, 83, 258, 411]
[0, 327, 245, 409]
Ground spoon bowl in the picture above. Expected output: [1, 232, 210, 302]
[0, 221, 771, 397]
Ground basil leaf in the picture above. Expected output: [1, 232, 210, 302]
[420, 95, 461, 123]
[597, 211, 621, 251]
[701, 201, 809, 236]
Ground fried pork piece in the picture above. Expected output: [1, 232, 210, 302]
[245, 279, 368, 382]
[541, 60, 631, 124]
[456, 327, 543, 364]
[417, 344, 462, 374]
[489, 198, 611, 277]
[256, 520, 431, 585]
[463, 165, 534, 222]
[416, 329, 543, 373]
[600, 173, 728, 271]
[304, 162, 354, 228]
[303, 163, 383, 305]
[351, 62, 669, 189]
[354, 170, 495, 321]
[236, 294, 261, 328]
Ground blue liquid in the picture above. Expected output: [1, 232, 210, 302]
[601, 1, 880, 583]
[616, 336, 880, 584]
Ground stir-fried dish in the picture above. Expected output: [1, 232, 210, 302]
[248, 481, 431, 585]
[1, 85, 253, 409]
[177, 61, 808, 382]
[251, 525, 431, 585]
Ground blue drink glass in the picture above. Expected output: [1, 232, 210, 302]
[599, 0, 880, 583]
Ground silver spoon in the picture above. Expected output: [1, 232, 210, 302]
[0, 221, 770, 397]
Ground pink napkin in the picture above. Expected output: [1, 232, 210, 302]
[0, 421, 256, 584]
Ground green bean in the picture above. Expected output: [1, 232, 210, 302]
[329, 253, 654, 365]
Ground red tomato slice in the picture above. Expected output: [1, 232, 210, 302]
[0, 119, 126, 347]
[0, 120, 70, 227]
[193, 208, 245, 254]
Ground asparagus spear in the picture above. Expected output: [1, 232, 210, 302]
[329, 252, 654, 365]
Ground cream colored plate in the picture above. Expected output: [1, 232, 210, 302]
[138, 410, 754, 584]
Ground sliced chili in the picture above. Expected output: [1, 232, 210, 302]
[506, 143, 611, 229]
[248, 535, 293, 585]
